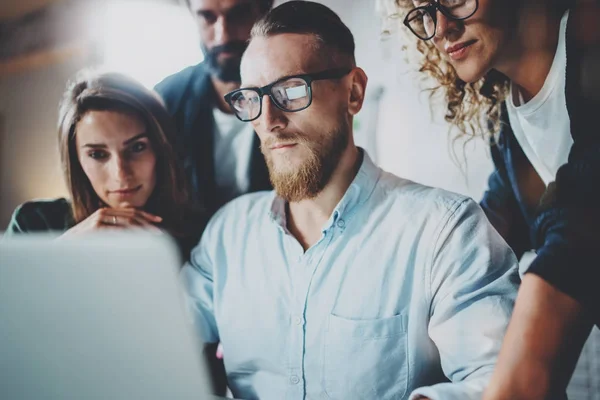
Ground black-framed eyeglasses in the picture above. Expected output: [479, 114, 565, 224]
[403, 0, 479, 41]
[224, 68, 352, 122]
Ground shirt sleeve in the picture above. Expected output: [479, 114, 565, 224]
[3, 199, 73, 235]
[180, 221, 221, 344]
[527, 151, 600, 325]
[525, 10, 600, 325]
[410, 199, 520, 400]
[4, 205, 26, 235]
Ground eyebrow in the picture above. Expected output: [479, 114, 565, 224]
[242, 71, 306, 90]
[81, 133, 148, 149]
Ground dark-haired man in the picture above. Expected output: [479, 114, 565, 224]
[155, 0, 273, 215]
[182, 2, 519, 399]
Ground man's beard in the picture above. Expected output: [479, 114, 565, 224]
[201, 41, 247, 83]
[262, 121, 350, 203]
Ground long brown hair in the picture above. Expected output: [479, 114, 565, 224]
[58, 69, 196, 238]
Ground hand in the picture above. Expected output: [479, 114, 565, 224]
[216, 343, 224, 360]
[61, 203, 163, 237]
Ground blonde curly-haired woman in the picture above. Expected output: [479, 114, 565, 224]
[385, 0, 600, 398]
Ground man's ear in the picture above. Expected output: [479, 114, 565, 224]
[348, 67, 368, 116]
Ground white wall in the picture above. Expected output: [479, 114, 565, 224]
[0, 54, 90, 229]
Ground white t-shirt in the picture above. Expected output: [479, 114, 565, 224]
[506, 10, 572, 186]
[212, 107, 256, 203]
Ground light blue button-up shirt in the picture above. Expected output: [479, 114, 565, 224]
[182, 151, 519, 400]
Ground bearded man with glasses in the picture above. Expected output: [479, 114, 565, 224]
[181, 2, 519, 399]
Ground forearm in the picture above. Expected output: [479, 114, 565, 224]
[484, 274, 593, 400]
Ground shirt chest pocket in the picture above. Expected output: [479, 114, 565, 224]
[322, 313, 409, 399]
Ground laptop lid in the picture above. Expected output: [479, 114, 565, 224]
[0, 233, 213, 400]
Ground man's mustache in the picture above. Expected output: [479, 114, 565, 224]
[208, 41, 248, 58]
[262, 132, 309, 151]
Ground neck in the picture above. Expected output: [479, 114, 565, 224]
[494, 7, 563, 103]
[211, 76, 240, 113]
[287, 144, 361, 250]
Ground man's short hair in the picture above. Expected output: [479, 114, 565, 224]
[185, 0, 274, 14]
[250, 0, 356, 67]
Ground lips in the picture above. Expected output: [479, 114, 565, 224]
[218, 50, 239, 58]
[445, 40, 477, 60]
[270, 143, 297, 150]
[111, 185, 142, 195]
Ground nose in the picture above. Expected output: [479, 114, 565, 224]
[434, 10, 460, 41]
[256, 96, 287, 133]
[110, 155, 131, 183]
[213, 15, 231, 46]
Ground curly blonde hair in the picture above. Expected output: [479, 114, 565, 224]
[379, 0, 509, 141]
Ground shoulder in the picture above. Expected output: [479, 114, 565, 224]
[377, 170, 472, 217]
[7, 198, 73, 233]
[374, 170, 489, 238]
[154, 62, 208, 104]
[379, 175, 504, 249]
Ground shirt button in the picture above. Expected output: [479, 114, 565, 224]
[290, 375, 300, 384]
[293, 316, 303, 325]
[336, 219, 345, 228]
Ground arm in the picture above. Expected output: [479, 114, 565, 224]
[483, 149, 599, 400]
[483, 274, 592, 400]
[484, 8, 600, 396]
[409, 199, 520, 400]
[180, 226, 227, 395]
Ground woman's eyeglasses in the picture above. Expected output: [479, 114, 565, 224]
[403, 0, 479, 41]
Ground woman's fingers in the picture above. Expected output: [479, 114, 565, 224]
[63, 206, 163, 236]
[137, 210, 163, 223]
[126, 215, 163, 233]
[118, 202, 162, 223]
[106, 206, 163, 223]
[102, 214, 120, 227]
[96, 208, 162, 232]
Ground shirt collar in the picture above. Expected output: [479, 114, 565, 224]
[268, 148, 381, 232]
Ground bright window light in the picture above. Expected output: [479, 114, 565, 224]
[101, 1, 203, 88]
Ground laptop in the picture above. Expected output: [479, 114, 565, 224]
[0, 233, 217, 400]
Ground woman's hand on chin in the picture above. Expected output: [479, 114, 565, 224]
[60, 204, 163, 238]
